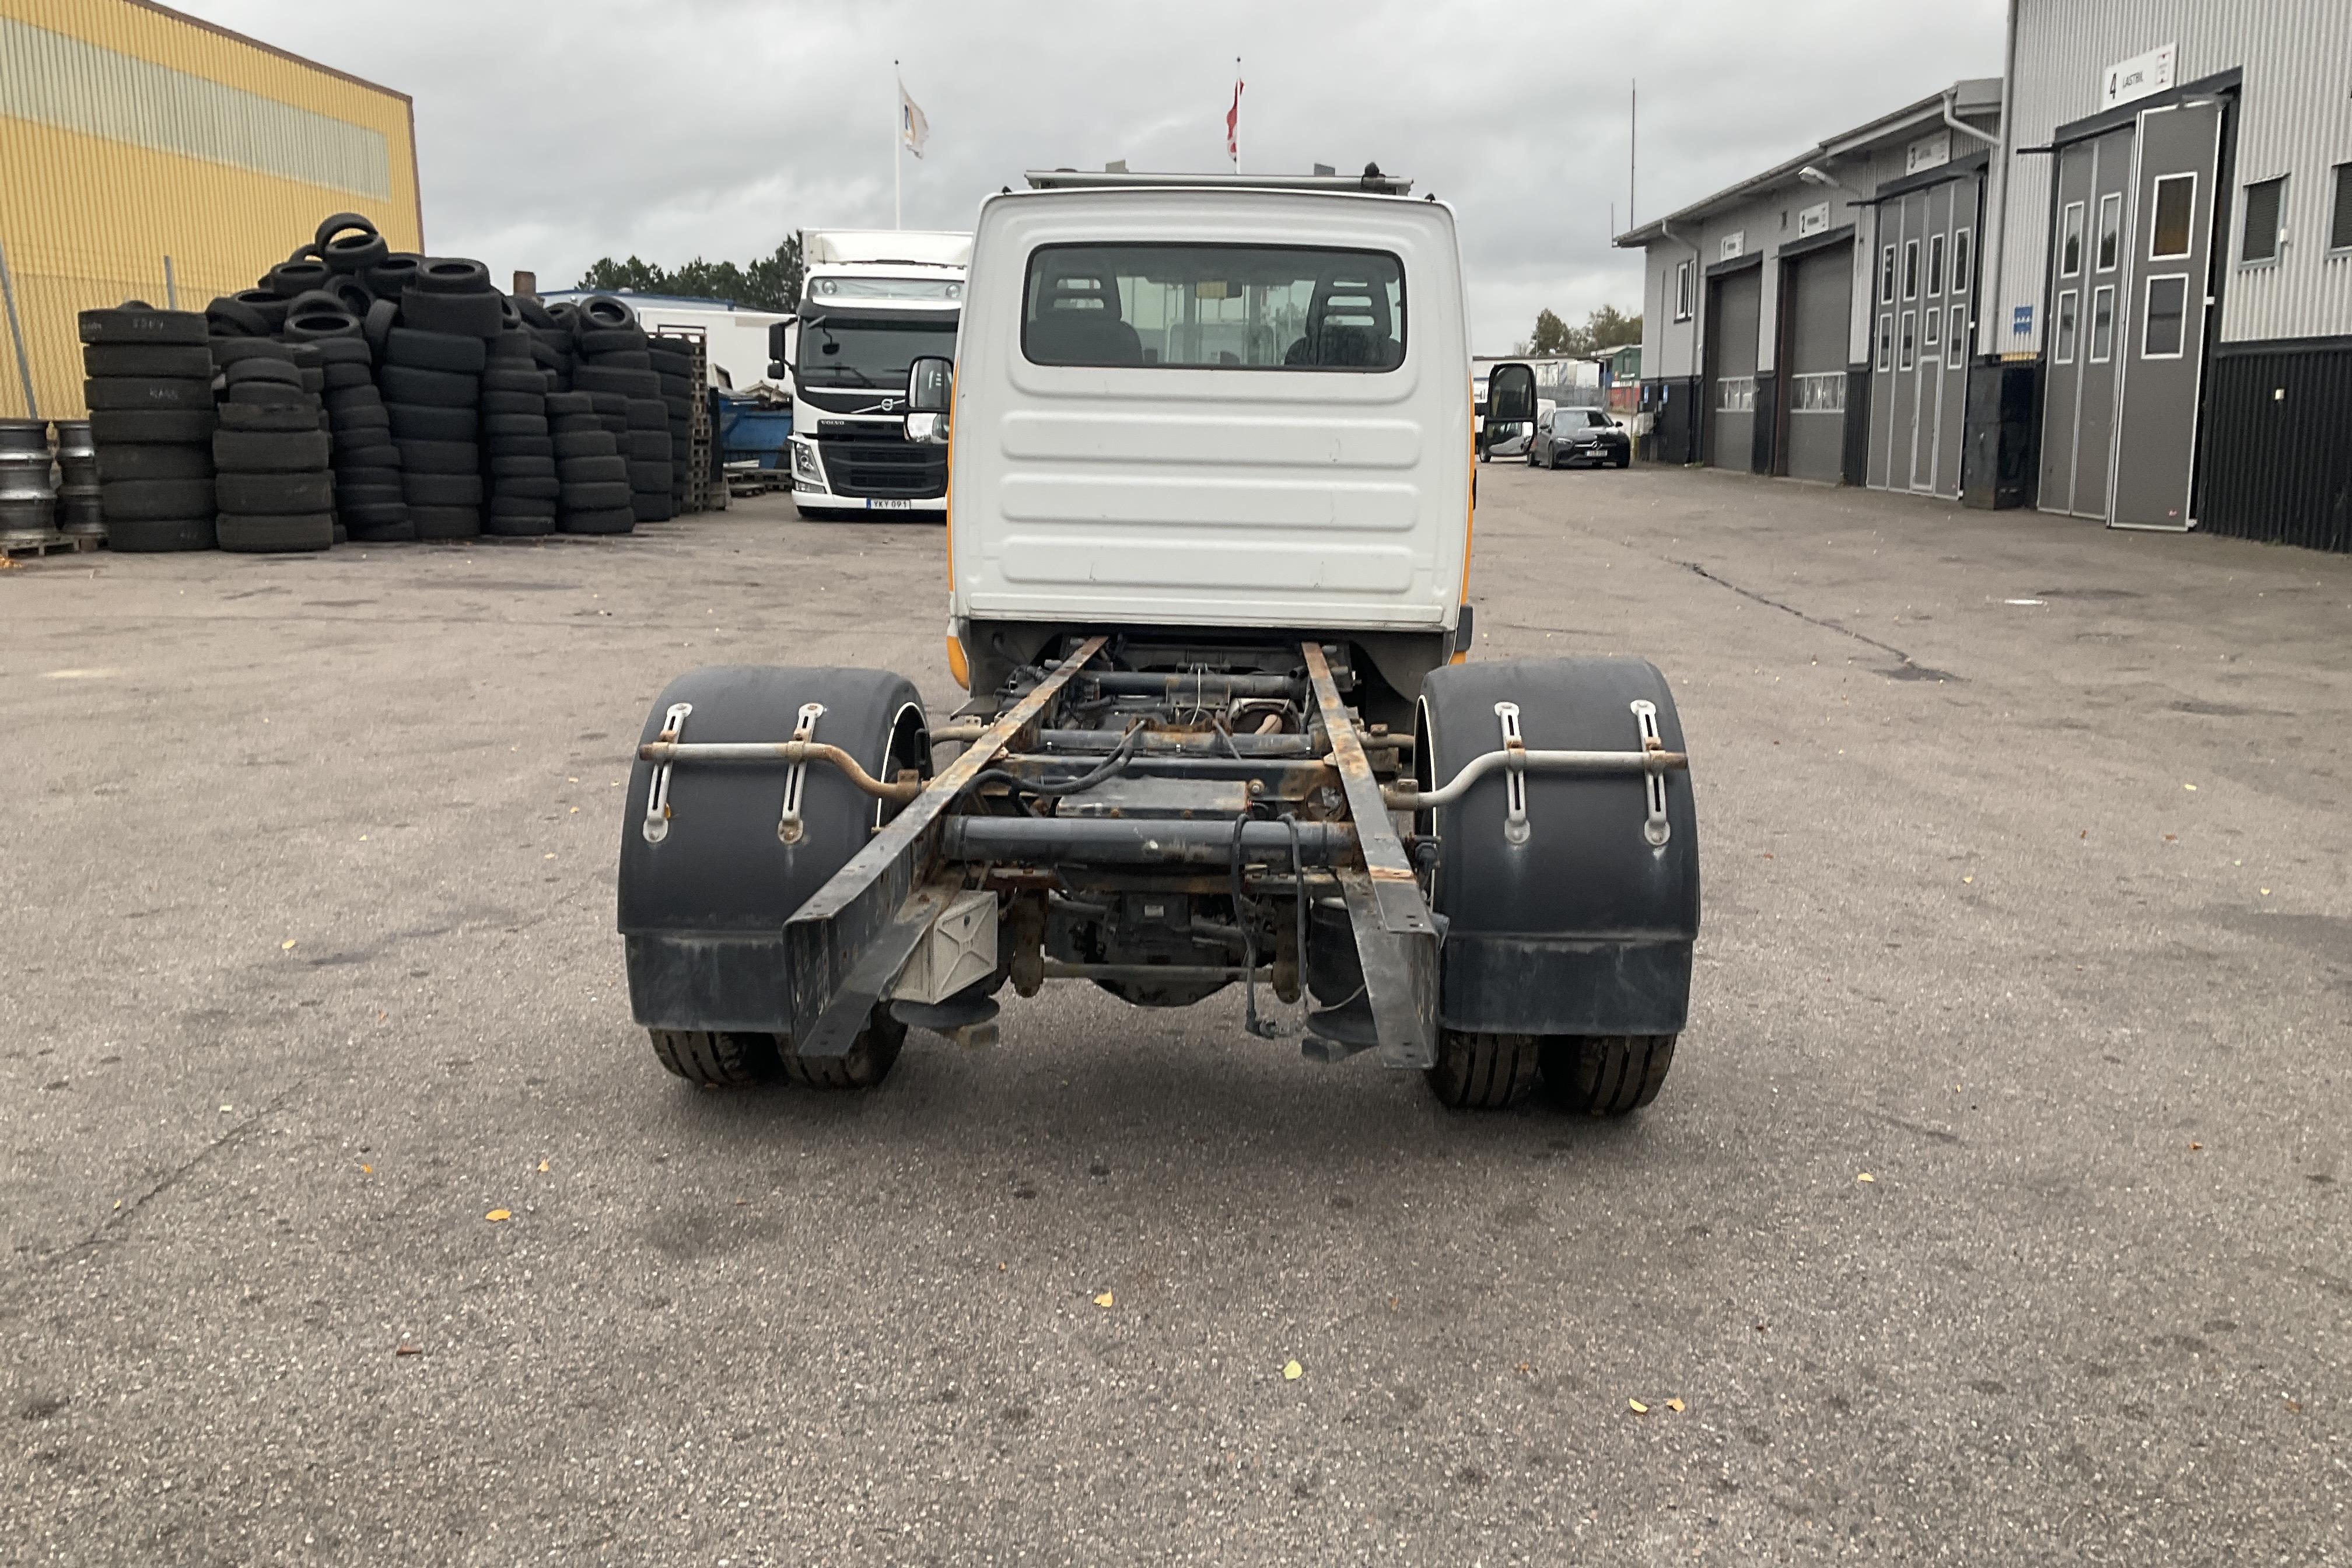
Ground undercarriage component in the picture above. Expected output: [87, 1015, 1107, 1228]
[617, 633, 1697, 1115]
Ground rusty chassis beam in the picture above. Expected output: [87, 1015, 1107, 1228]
[1300, 641, 1438, 1069]
[783, 635, 1108, 1059]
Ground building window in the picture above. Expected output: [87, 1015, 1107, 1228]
[2095, 193, 2122, 271]
[1946, 305, 1966, 369]
[2054, 288, 2078, 364]
[1899, 310, 1916, 370]
[1876, 313, 1893, 372]
[1923, 303, 1941, 350]
[1952, 229, 1972, 294]
[1927, 233, 1946, 296]
[1789, 370, 1845, 412]
[1674, 260, 1693, 321]
[2142, 274, 2189, 357]
[2240, 176, 2285, 264]
[2089, 284, 2115, 362]
[2150, 173, 2196, 258]
[1903, 239, 1920, 299]
[1716, 375, 1756, 412]
[1880, 246, 1896, 303]
[2332, 163, 2352, 252]
[2060, 201, 2085, 276]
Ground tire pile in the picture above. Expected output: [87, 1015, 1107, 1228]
[79, 306, 218, 552]
[79, 210, 705, 552]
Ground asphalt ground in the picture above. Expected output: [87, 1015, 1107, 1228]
[4, 466, 2347, 1564]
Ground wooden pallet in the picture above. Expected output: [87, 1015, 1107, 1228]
[650, 328, 719, 514]
[2, 531, 99, 559]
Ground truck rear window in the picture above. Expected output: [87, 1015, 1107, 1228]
[1022, 244, 1405, 370]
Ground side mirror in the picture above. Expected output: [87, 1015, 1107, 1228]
[766, 317, 795, 359]
[905, 355, 952, 444]
[908, 356, 952, 413]
[1485, 362, 1536, 426]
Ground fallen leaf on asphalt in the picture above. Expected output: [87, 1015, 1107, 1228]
[537, 1159, 550, 1174]
[2163, 834, 2177, 842]
[1628, 1398, 1649, 1415]
[1961, 876, 1973, 885]
[484, 1209, 512, 1222]
[2260, 888, 2271, 897]
[2190, 1143, 2203, 1152]
[2286, 1398, 2303, 1413]
[1666, 1398, 1686, 1413]
[544, 853, 556, 860]
[395, 1344, 421, 1357]
[360, 1164, 373, 1175]
[219, 1104, 233, 1114]
[2183, 782, 2197, 792]
[281, 939, 296, 950]
[570, 807, 579, 814]
[1094, 1292, 1114, 1308]
[1856, 1172, 1877, 1183]
[1283, 1360, 1303, 1381]
[568, 777, 578, 783]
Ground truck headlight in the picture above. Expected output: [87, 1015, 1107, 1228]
[791, 440, 822, 480]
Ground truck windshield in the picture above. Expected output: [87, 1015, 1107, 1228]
[1023, 244, 1405, 370]
[796, 316, 958, 388]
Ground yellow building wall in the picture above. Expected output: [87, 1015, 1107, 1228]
[0, 0, 422, 418]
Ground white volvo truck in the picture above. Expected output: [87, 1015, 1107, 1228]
[776, 229, 969, 521]
[622, 170, 1700, 1112]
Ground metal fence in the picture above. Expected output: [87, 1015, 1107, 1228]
[0, 243, 257, 420]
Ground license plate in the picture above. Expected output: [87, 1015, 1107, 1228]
[867, 498, 914, 510]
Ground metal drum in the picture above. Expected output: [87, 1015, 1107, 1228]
[0, 418, 58, 545]
[51, 419, 103, 538]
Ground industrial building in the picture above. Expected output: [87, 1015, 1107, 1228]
[1988, 2, 2352, 548]
[1622, 1, 2352, 554]
[1618, 79, 2003, 498]
[0, 0, 421, 420]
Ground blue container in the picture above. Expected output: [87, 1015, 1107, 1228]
[716, 396, 794, 470]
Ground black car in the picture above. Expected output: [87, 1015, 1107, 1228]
[1529, 407, 1631, 469]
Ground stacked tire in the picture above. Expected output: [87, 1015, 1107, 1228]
[520, 296, 573, 393]
[482, 318, 558, 538]
[309, 214, 411, 542]
[570, 295, 671, 525]
[211, 336, 332, 553]
[646, 333, 699, 514]
[547, 387, 632, 536]
[80, 304, 216, 552]
[386, 257, 502, 541]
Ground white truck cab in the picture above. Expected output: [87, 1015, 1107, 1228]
[941, 179, 1470, 663]
[779, 229, 968, 521]
[621, 169, 1700, 1118]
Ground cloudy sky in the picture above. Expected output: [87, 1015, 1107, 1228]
[187, 0, 2004, 353]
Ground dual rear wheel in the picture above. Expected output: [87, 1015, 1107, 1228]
[1426, 1030, 1676, 1116]
[650, 1005, 908, 1091]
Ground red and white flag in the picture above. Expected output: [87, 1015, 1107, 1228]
[1226, 69, 1244, 168]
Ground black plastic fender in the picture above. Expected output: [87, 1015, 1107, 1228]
[1416, 657, 1699, 1035]
[617, 666, 928, 1033]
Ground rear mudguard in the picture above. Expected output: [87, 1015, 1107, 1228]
[1416, 657, 1700, 1035]
[616, 666, 927, 1034]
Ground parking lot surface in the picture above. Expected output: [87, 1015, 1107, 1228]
[5, 466, 2348, 1563]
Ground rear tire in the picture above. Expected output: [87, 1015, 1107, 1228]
[650, 1028, 782, 1087]
[1539, 1034, 1675, 1116]
[1426, 1030, 1541, 1110]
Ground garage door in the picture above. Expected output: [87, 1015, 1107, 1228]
[1781, 243, 1852, 483]
[1705, 267, 1760, 470]
[1868, 177, 1976, 498]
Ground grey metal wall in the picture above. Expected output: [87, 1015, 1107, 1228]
[1991, 0, 2352, 356]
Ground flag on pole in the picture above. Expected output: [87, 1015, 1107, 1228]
[900, 79, 929, 160]
[1226, 66, 1243, 168]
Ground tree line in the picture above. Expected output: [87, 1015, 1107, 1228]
[1516, 304, 1641, 358]
[576, 237, 804, 313]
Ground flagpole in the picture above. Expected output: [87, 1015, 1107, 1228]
[893, 60, 902, 230]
